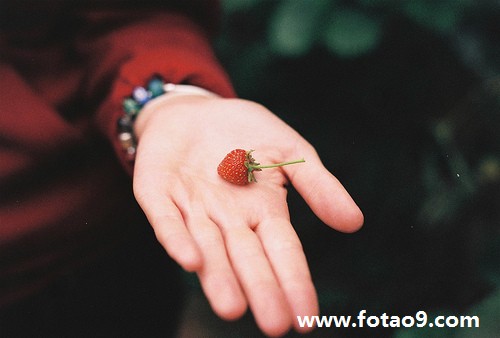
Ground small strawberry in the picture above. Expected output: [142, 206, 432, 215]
[217, 149, 305, 185]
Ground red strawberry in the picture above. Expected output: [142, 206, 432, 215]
[217, 149, 259, 185]
[217, 149, 305, 185]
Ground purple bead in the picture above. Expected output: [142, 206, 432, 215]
[132, 86, 150, 105]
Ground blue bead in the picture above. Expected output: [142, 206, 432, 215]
[132, 86, 150, 105]
[148, 78, 165, 97]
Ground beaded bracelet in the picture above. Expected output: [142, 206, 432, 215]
[117, 76, 218, 160]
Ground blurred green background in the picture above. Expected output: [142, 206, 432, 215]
[209, 0, 500, 337]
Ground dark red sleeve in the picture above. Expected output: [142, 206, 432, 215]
[0, 1, 238, 308]
[79, 8, 236, 174]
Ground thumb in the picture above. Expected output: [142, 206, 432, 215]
[286, 148, 364, 233]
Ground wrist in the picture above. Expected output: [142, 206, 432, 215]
[117, 77, 219, 160]
[134, 93, 216, 139]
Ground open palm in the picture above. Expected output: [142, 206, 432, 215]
[132, 96, 363, 336]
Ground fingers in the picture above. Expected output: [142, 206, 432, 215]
[135, 178, 321, 336]
[224, 226, 293, 337]
[135, 192, 203, 272]
[133, 157, 203, 271]
[286, 145, 364, 232]
[185, 212, 247, 320]
[255, 218, 319, 333]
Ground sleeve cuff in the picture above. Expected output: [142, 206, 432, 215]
[92, 15, 236, 175]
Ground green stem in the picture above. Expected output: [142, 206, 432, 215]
[252, 158, 305, 169]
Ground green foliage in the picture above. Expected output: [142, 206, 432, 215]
[268, 0, 330, 56]
[220, 0, 499, 60]
[217, 1, 500, 336]
[220, 0, 260, 13]
[323, 8, 382, 57]
[401, 0, 471, 34]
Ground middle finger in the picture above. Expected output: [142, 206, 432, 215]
[223, 225, 293, 337]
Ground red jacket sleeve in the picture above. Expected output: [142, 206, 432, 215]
[79, 7, 236, 174]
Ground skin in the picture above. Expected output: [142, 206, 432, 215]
[133, 94, 364, 337]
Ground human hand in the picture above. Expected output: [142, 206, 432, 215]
[132, 95, 363, 337]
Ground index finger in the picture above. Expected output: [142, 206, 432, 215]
[133, 158, 203, 272]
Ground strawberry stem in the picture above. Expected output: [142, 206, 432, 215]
[251, 158, 305, 169]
